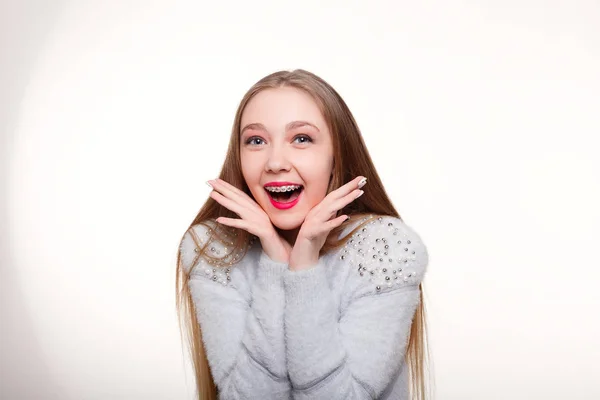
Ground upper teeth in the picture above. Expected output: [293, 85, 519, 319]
[265, 185, 302, 193]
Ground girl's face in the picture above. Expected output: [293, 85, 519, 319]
[240, 86, 334, 231]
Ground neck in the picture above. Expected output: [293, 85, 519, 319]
[277, 226, 300, 246]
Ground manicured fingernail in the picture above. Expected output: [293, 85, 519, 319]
[343, 216, 351, 223]
[358, 177, 367, 189]
[206, 180, 213, 188]
[356, 190, 364, 198]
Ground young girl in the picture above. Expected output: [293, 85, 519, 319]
[176, 69, 431, 400]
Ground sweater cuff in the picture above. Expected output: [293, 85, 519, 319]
[257, 251, 288, 290]
[282, 261, 329, 307]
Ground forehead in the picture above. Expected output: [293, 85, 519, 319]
[241, 87, 326, 129]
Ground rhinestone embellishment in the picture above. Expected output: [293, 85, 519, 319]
[341, 216, 422, 293]
[180, 221, 255, 286]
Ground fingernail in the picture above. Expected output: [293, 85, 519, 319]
[206, 180, 213, 188]
[343, 216, 351, 223]
[356, 190, 364, 198]
[358, 177, 367, 189]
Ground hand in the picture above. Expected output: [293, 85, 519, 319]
[289, 176, 367, 270]
[207, 178, 291, 263]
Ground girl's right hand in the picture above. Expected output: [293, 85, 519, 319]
[207, 178, 291, 263]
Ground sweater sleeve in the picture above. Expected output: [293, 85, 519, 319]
[282, 216, 429, 399]
[179, 222, 291, 399]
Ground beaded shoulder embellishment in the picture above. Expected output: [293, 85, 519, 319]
[340, 216, 426, 293]
[180, 222, 256, 286]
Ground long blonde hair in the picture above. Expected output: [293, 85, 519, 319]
[176, 69, 432, 399]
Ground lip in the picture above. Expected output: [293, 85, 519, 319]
[266, 186, 303, 210]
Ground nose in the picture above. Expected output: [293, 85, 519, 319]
[264, 147, 291, 173]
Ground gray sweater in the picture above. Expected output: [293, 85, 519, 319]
[179, 215, 429, 399]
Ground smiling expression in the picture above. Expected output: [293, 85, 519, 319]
[240, 86, 334, 231]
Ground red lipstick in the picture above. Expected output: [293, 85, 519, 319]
[269, 193, 302, 210]
[264, 181, 303, 210]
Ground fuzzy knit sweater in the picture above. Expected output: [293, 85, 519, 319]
[179, 215, 429, 400]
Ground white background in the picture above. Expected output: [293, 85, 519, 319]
[2, 1, 599, 399]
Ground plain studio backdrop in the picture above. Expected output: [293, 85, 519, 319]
[1, 1, 599, 399]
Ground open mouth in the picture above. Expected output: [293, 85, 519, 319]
[265, 186, 304, 204]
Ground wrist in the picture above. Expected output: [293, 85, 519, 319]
[289, 255, 319, 271]
[289, 242, 320, 271]
[260, 231, 290, 263]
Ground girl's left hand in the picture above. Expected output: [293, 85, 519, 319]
[289, 176, 367, 270]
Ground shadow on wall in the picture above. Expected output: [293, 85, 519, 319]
[0, 1, 68, 398]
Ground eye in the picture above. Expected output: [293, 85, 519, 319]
[245, 136, 265, 146]
[294, 135, 313, 144]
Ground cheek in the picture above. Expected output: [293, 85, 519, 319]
[241, 154, 277, 208]
[298, 157, 333, 200]
[241, 153, 261, 178]
[300, 152, 332, 177]
[240, 155, 262, 198]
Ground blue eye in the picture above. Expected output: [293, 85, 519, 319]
[294, 135, 313, 144]
[246, 137, 264, 145]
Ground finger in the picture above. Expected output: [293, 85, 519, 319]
[310, 176, 365, 220]
[209, 179, 261, 216]
[329, 189, 363, 213]
[214, 179, 261, 211]
[323, 214, 349, 231]
[215, 217, 249, 231]
[209, 190, 245, 217]
[329, 176, 366, 201]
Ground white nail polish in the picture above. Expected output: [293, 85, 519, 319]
[206, 181, 213, 188]
[358, 177, 367, 189]
[356, 190, 364, 198]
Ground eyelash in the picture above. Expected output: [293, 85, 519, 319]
[245, 135, 313, 146]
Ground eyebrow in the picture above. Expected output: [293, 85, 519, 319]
[240, 120, 320, 136]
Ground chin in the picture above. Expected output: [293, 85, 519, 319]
[269, 213, 304, 231]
